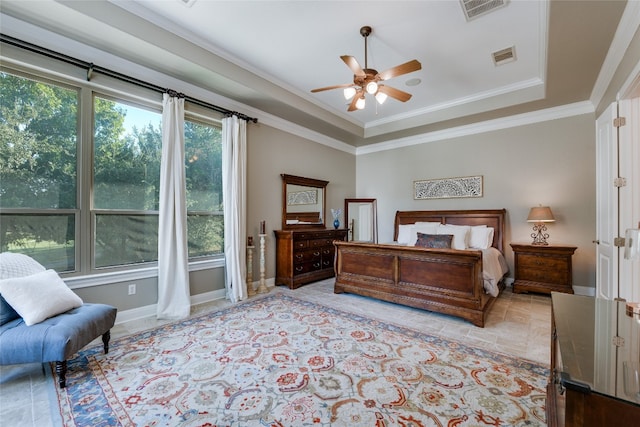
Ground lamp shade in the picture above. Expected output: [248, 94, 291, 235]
[527, 206, 555, 223]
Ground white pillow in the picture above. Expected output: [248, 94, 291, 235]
[0, 269, 83, 326]
[437, 224, 471, 250]
[469, 226, 495, 249]
[397, 224, 414, 244]
[0, 252, 46, 279]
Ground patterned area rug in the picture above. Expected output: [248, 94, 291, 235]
[50, 294, 548, 426]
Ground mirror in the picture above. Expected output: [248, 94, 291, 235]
[281, 174, 328, 229]
[345, 198, 378, 243]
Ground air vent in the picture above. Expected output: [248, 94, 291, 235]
[460, 0, 508, 21]
[492, 46, 516, 65]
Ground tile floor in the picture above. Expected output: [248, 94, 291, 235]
[0, 279, 552, 426]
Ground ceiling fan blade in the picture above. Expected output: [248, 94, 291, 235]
[377, 59, 422, 81]
[341, 55, 366, 78]
[310, 83, 355, 93]
[378, 85, 412, 102]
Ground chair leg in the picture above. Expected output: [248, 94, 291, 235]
[56, 361, 67, 388]
[102, 330, 111, 354]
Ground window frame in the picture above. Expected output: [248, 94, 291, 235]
[0, 63, 225, 283]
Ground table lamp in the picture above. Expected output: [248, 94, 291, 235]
[527, 206, 555, 245]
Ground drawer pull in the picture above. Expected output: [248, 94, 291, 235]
[295, 254, 303, 259]
[295, 266, 304, 272]
[313, 263, 321, 268]
[313, 252, 320, 256]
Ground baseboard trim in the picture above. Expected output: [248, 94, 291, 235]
[115, 279, 276, 324]
[572, 285, 596, 297]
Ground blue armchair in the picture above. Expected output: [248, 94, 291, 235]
[0, 253, 117, 388]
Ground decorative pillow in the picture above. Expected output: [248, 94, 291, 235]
[0, 269, 83, 326]
[436, 224, 471, 250]
[469, 226, 495, 249]
[0, 252, 47, 325]
[415, 233, 453, 249]
[408, 223, 440, 246]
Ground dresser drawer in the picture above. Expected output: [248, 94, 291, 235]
[293, 249, 321, 264]
[518, 254, 567, 271]
[517, 266, 568, 285]
[310, 238, 335, 248]
[293, 260, 323, 275]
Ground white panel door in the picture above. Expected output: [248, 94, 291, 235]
[595, 102, 618, 300]
[618, 97, 640, 301]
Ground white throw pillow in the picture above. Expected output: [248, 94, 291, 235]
[469, 225, 495, 249]
[0, 252, 46, 279]
[0, 269, 83, 326]
[396, 224, 413, 244]
[437, 224, 471, 250]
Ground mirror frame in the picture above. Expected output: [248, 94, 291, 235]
[344, 198, 378, 243]
[281, 174, 328, 230]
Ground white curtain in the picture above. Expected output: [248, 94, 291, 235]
[222, 115, 247, 303]
[157, 93, 191, 319]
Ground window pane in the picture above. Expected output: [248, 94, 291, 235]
[185, 119, 223, 257]
[0, 72, 78, 209]
[185, 120, 222, 211]
[93, 97, 161, 210]
[94, 214, 158, 268]
[188, 214, 223, 258]
[0, 214, 75, 271]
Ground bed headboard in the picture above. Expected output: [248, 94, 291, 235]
[393, 209, 506, 253]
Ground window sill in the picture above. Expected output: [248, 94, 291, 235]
[64, 258, 225, 290]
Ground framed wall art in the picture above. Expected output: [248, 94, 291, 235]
[414, 175, 483, 200]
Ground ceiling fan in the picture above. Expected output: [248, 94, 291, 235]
[311, 26, 422, 112]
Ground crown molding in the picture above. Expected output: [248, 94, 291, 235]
[355, 101, 595, 155]
[590, 0, 640, 107]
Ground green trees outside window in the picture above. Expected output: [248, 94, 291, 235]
[1, 71, 223, 273]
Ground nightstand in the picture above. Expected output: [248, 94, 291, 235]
[510, 243, 576, 294]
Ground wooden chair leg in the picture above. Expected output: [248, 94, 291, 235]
[102, 330, 111, 354]
[56, 361, 67, 388]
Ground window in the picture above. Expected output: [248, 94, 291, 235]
[93, 97, 162, 268]
[0, 71, 78, 271]
[0, 69, 224, 274]
[185, 119, 224, 258]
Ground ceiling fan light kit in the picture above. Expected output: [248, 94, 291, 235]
[311, 25, 421, 112]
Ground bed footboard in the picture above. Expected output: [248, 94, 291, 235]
[333, 241, 495, 327]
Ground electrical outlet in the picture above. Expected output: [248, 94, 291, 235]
[128, 284, 136, 295]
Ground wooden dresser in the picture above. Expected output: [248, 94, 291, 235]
[274, 229, 347, 289]
[510, 243, 576, 294]
[548, 293, 640, 426]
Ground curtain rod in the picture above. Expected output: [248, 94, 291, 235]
[1, 34, 258, 123]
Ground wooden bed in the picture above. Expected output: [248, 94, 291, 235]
[333, 209, 507, 327]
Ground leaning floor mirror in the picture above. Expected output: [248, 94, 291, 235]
[344, 198, 378, 243]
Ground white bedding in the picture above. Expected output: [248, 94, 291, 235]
[478, 247, 509, 297]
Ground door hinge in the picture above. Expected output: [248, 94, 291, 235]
[614, 237, 626, 247]
[614, 177, 627, 187]
[612, 336, 625, 347]
[614, 117, 626, 127]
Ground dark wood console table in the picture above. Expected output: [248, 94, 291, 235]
[548, 293, 640, 426]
